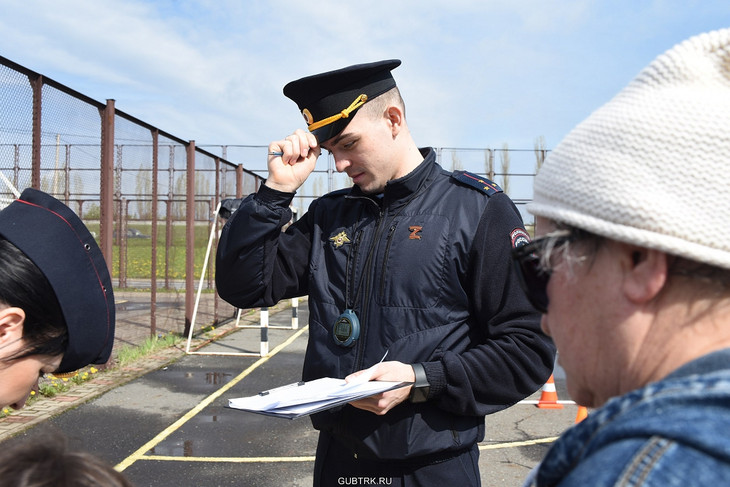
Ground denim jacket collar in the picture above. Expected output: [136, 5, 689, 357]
[531, 348, 730, 486]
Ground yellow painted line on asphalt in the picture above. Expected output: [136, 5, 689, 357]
[140, 455, 316, 463]
[122, 436, 558, 468]
[115, 325, 309, 472]
[479, 436, 558, 450]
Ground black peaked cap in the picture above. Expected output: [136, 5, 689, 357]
[283, 59, 401, 143]
[0, 188, 115, 373]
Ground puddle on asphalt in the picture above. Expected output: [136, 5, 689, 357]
[204, 371, 232, 385]
[150, 439, 195, 457]
[168, 370, 234, 385]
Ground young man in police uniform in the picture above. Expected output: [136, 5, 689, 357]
[216, 59, 555, 486]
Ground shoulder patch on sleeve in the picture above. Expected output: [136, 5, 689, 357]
[452, 171, 503, 196]
[510, 228, 531, 249]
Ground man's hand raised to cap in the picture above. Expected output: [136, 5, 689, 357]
[264, 129, 320, 193]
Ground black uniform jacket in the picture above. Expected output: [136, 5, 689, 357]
[216, 148, 556, 461]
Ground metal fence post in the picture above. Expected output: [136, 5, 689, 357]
[100, 99, 115, 273]
[30, 74, 42, 190]
[184, 141, 196, 337]
[235, 163, 243, 198]
[150, 129, 159, 337]
[260, 307, 269, 356]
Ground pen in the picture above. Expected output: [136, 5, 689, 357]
[268, 151, 284, 156]
[258, 380, 305, 396]
[378, 350, 388, 364]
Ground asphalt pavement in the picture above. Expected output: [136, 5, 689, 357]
[0, 301, 580, 487]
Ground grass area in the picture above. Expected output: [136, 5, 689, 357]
[86, 222, 215, 280]
[115, 332, 182, 367]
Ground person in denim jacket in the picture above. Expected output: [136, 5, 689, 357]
[512, 28, 730, 486]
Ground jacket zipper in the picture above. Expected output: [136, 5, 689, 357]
[354, 205, 387, 372]
[379, 223, 398, 299]
[345, 230, 363, 308]
[351, 193, 423, 371]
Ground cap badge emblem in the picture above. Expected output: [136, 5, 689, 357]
[329, 230, 351, 249]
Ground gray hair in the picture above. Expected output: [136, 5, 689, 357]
[542, 223, 730, 294]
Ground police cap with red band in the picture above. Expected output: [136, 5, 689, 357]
[0, 188, 115, 373]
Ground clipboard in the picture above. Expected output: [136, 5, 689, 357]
[227, 377, 411, 419]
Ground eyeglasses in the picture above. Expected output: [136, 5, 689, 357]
[511, 233, 574, 313]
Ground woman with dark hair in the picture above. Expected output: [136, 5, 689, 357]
[0, 188, 115, 410]
[0, 433, 134, 487]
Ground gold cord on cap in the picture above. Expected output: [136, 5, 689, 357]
[307, 94, 368, 132]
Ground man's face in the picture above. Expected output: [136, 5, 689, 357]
[320, 109, 400, 194]
[535, 218, 634, 408]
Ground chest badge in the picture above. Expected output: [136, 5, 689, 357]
[409, 225, 423, 240]
[329, 230, 351, 249]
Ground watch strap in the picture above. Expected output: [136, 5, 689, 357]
[409, 363, 430, 403]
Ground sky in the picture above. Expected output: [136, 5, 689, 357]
[1, 0, 729, 175]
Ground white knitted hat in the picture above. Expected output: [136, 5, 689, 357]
[528, 28, 730, 270]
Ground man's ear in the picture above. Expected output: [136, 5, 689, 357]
[0, 307, 26, 344]
[622, 246, 669, 304]
[385, 105, 403, 136]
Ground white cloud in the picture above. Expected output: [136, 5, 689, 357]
[1, 0, 729, 162]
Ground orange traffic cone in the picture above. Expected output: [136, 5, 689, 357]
[575, 406, 588, 423]
[536, 374, 564, 409]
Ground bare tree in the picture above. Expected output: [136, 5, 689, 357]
[451, 151, 463, 171]
[534, 136, 547, 173]
[500, 143, 511, 195]
[484, 149, 494, 181]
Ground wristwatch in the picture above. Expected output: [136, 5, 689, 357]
[409, 363, 430, 403]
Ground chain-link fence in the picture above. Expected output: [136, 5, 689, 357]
[1, 55, 544, 358]
[202, 145, 544, 226]
[0, 55, 263, 355]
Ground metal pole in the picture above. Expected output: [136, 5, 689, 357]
[30, 74, 42, 190]
[150, 129, 159, 337]
[184, 141, 196, 337]
[260, 307, 269, 356]
[290, 207, 300, 329]
[291, 298, 299, 330]
[186, 202, 221, 353]
[99, 99, 115, 274]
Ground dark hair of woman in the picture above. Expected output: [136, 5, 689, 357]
[0, 433, 134, 487]
[0, 237, 67, 365]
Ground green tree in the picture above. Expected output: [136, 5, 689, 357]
[135, 164, 152, 220]
[85, 203, 101, 220]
